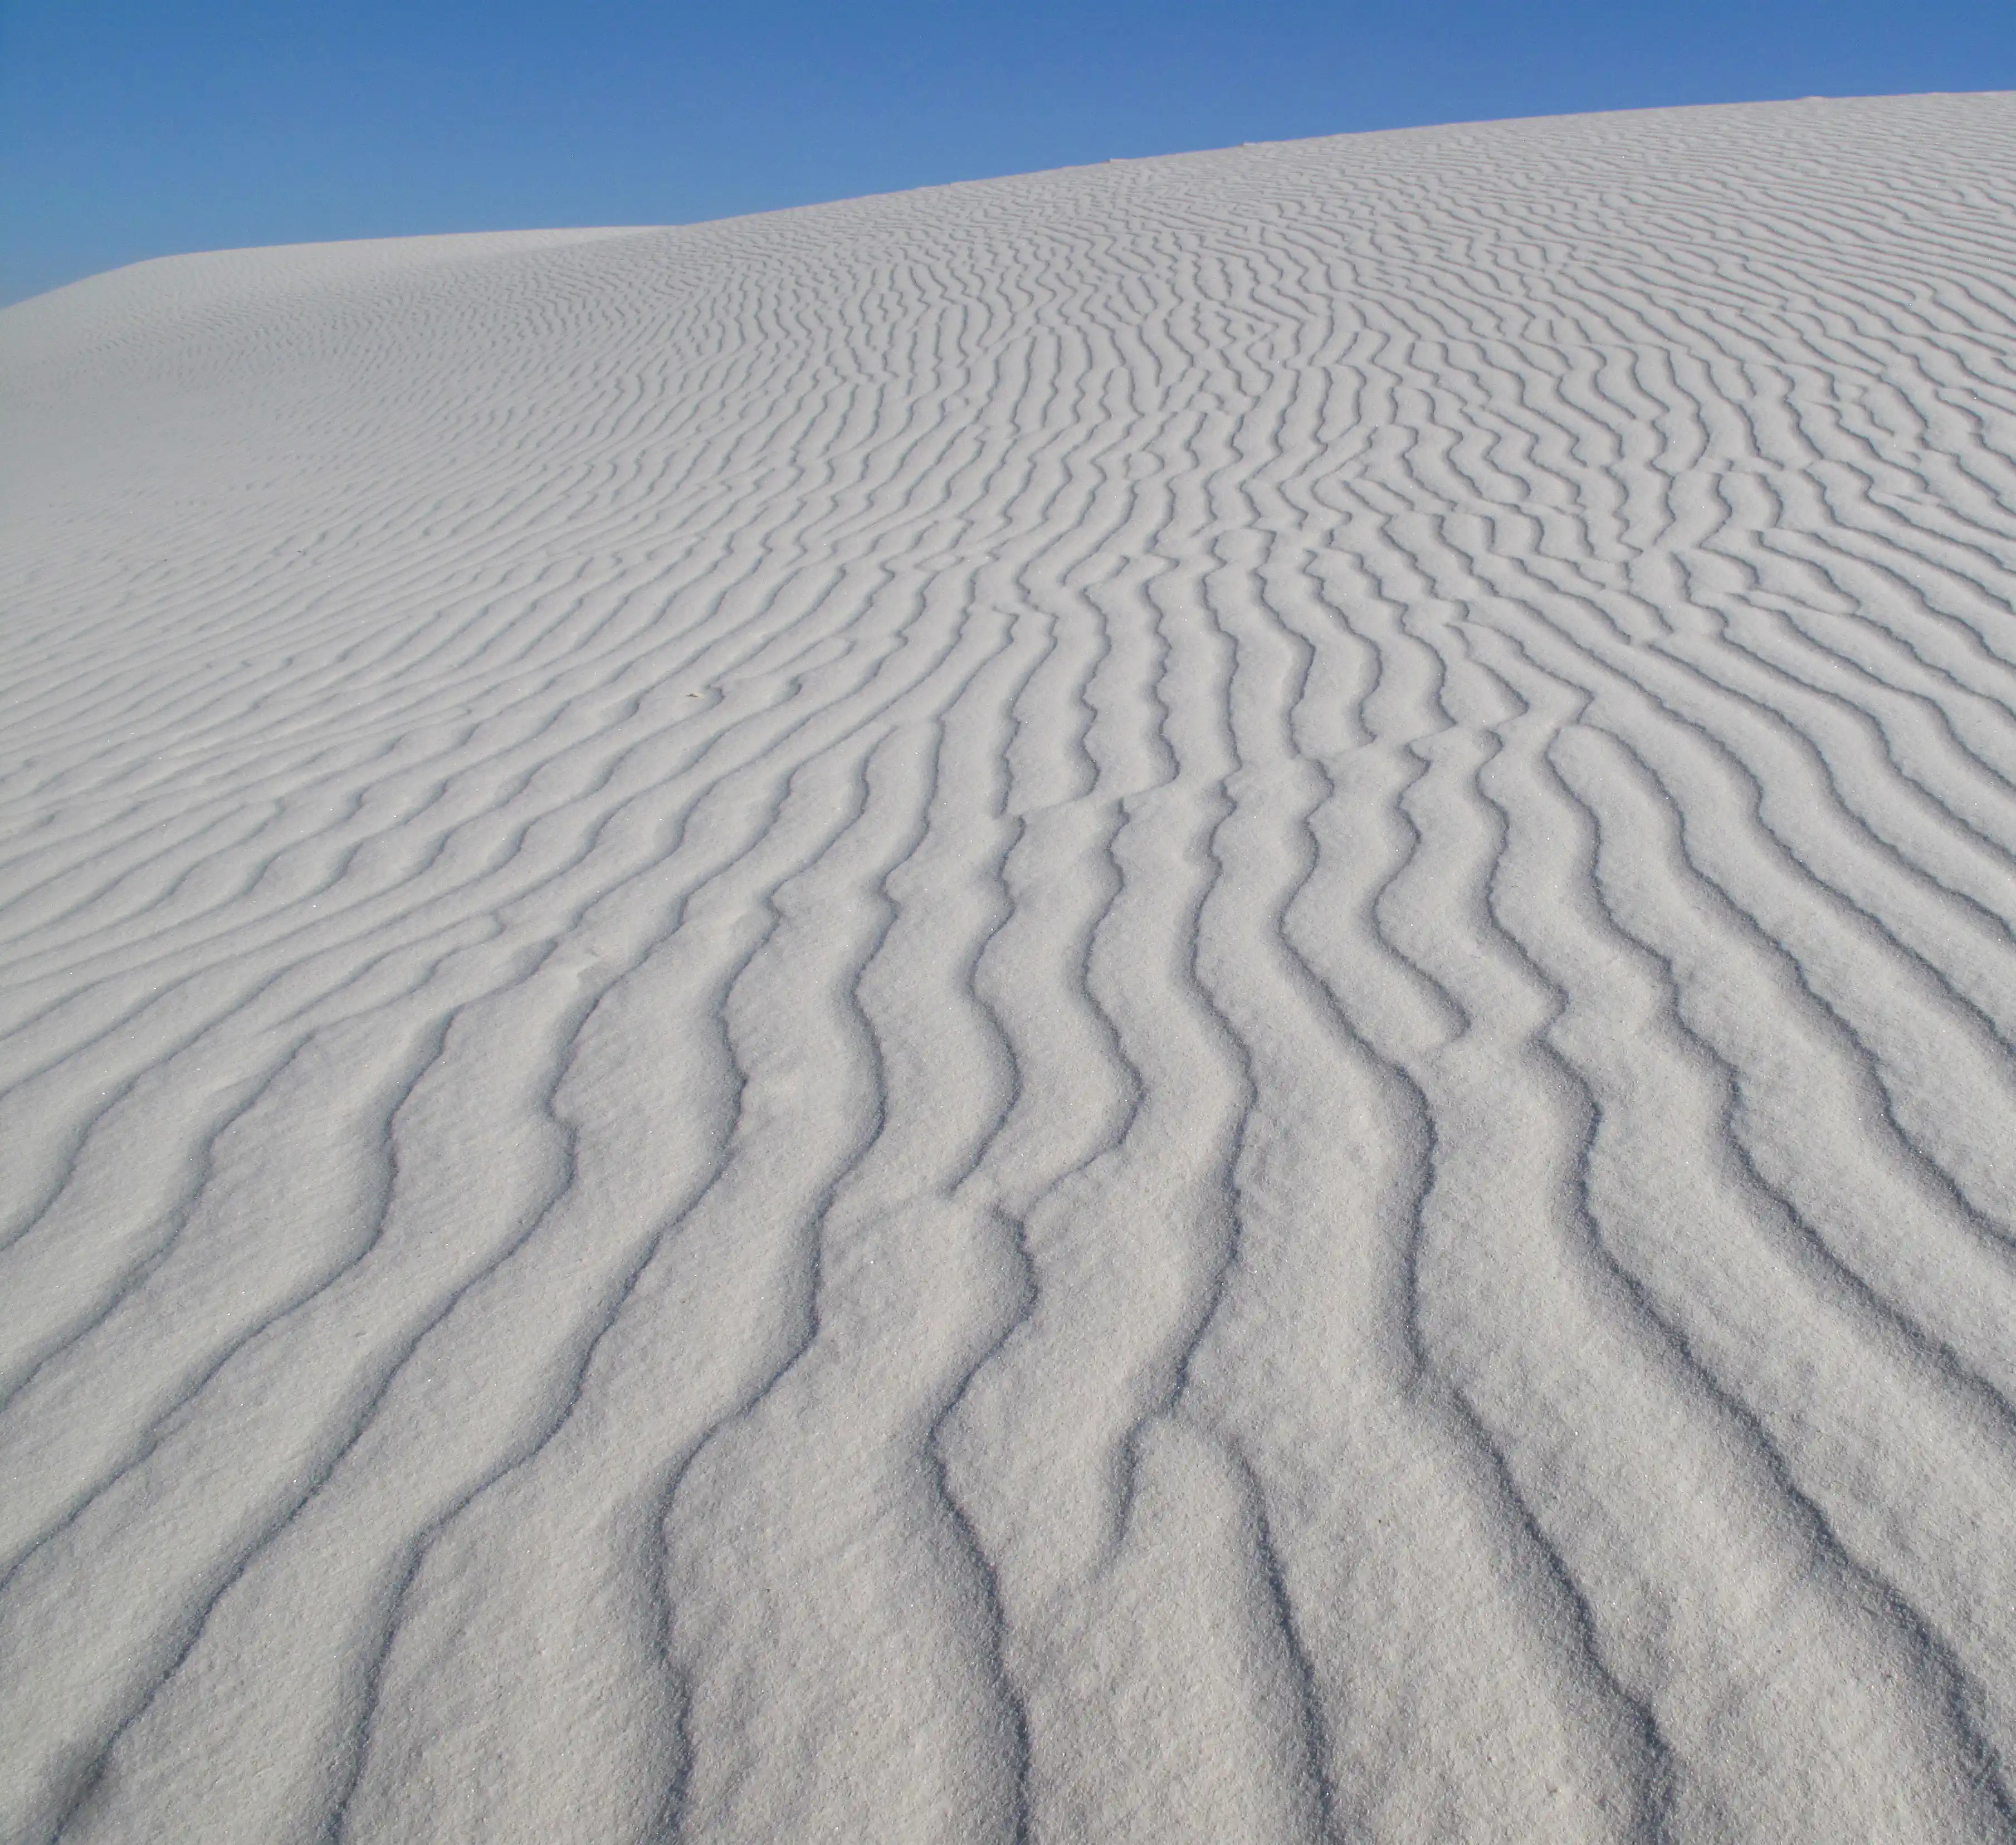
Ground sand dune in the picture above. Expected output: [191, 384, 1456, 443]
[6, 92, 2016, 1842]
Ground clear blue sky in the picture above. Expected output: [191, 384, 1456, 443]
[3, 0, 2012, 305]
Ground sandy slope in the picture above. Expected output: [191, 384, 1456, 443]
[4, 92, 2016, 1844]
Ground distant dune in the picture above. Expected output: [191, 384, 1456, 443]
[7, 92, 2016, 1843]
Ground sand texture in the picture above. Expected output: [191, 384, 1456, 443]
[6, 91, 2016, 1844]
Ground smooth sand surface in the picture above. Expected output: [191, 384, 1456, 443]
[6, 92, 2016, 1843]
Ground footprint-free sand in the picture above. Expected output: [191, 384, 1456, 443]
[6, 92, 2016, 1843]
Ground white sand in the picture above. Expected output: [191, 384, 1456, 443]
[5, 92, 2016, 1843]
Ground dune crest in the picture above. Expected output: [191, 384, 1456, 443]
[6, 92, 2016, 1843]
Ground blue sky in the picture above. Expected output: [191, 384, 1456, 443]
[3, 0, 2013, 305]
